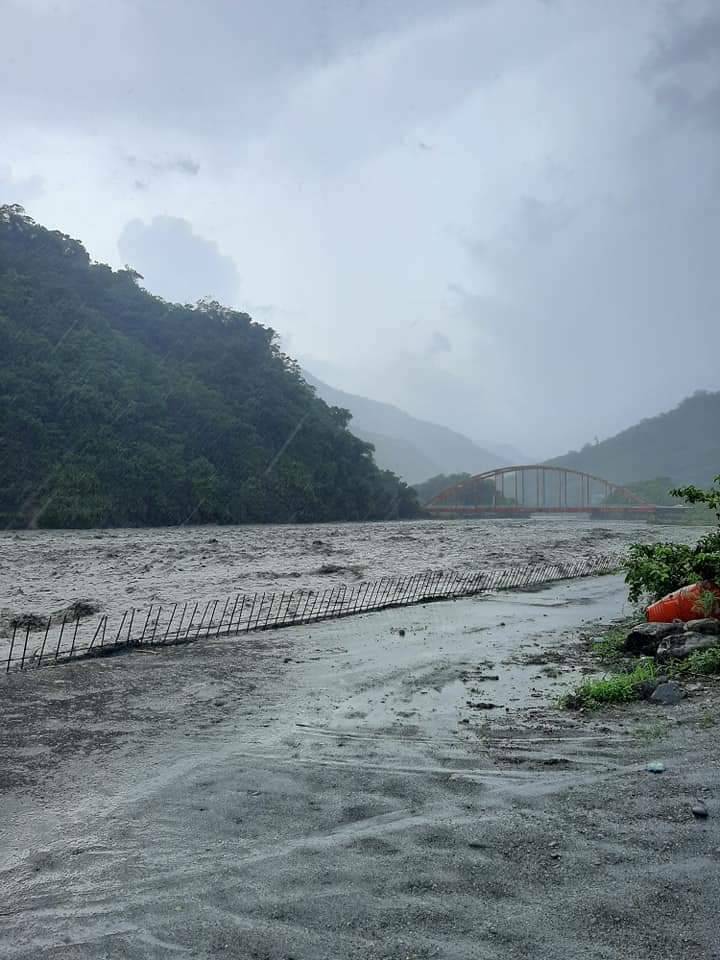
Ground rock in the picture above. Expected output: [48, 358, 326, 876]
[650, 681, 684, 706]
[398, 629, 406, 637]
[466, 700, 500, 710]
[692, 802, 709, 819]
[656, 632, 720, 662]
[684, 618, 720, 636]
[637, 679, 660, 700]
[623, 621, 683, 655]
[646, 761, 665, 773]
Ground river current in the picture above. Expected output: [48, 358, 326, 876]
[0, 517, 705, 634]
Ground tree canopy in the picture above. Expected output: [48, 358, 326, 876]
[0, 205, 420, 527]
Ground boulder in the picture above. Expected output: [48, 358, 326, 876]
[650, 681, 684, 706]
[684, 618, 720, 636]
[656, 632, 720, 662]
[623, 621, 683, 655]
[637, 679, 660, 700]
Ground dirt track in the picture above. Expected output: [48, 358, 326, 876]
[2, 575, 719, 959]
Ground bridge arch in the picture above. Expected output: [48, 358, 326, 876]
[426, 465, 653, 516]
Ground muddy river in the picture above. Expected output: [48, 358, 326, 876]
[0, 517, 704, 636]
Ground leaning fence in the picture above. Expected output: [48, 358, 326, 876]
[1, 554, 619, 674]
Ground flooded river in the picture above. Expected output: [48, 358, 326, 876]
[0, 517, 705, 634]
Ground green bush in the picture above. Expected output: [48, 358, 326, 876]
[622, 476, 720, 604]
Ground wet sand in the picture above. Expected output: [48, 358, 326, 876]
[2, 574, 719, 958]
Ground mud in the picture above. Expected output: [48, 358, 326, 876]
[2, 574, 719, 958]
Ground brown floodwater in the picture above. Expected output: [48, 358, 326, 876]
[0, 517, 704, 639]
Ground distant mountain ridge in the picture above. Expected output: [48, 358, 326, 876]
[547, 390, 720, 487]
[303, 372, 508, 482]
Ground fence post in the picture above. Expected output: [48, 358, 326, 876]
[37, 616, 51, 668]
[112, 610, 127, 647]
[245, 593, 258, 631]
[150, 606, 162, 644]
[226, 594, 240, 634]
[54, 615, 68, 662]
[214, 597, 230, 638]
[126, 609, 136, 646]
[263, 593, 278, 630]
[6, 624, 17, 673]
[182, 602, 198, 642]
[163, 603, 181, 644]
[139, 605, 154, 644]
[334, 585, 347, 617]
[192, 601, 212, 641]
[87, 616, 105, 655]
[378, 578, 394, 608]
[235, 596, 248, 632]
[298, 590, 313, 623]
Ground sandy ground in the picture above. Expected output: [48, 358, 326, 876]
[2, 575, 719, 959]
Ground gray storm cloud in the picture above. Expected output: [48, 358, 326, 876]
[118, 217, 241, 307]
[2, 0, 718, 455]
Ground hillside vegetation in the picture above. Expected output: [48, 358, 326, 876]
[548, 391, 720, 487]
[0, 206, 419, 527]
[413, 473, 512, 507]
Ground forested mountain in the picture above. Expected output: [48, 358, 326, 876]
[0, 206, 420, 527]
[548, 391, 720, 487]
[303, 372, 507, 483]
[413, 473, 472, 504]
[413, 472, 513, 507]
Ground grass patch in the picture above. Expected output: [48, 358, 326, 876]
[589, 620, 634, 663]
[560, 659, 656, 710]
[670, 646, 720, 677]
[562, 615, 720, 712]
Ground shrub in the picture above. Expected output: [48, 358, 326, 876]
[560, 659, 657, 709]
[622, 476, 720, 604]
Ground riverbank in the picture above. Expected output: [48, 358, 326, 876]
[2, 574, 718, 958]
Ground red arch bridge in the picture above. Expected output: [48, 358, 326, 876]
[425, 466, 683, 521]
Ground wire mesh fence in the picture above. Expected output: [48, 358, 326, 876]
[1, 554, 619, 674]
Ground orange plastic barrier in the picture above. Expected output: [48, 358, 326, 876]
[647, 581, 720, 623]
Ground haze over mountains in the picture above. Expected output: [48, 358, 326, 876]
[304, 372, 510, 483]
[1, 206, 717, 534]
[548, 391, 720, 489]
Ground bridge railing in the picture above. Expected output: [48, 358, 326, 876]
[1, 554, 619, 674]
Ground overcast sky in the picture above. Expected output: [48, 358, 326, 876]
[2, 0, 719, 456]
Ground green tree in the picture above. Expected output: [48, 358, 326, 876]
[0, 205, 421, 527]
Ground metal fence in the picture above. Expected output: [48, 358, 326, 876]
[1, 554, 618, 674]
